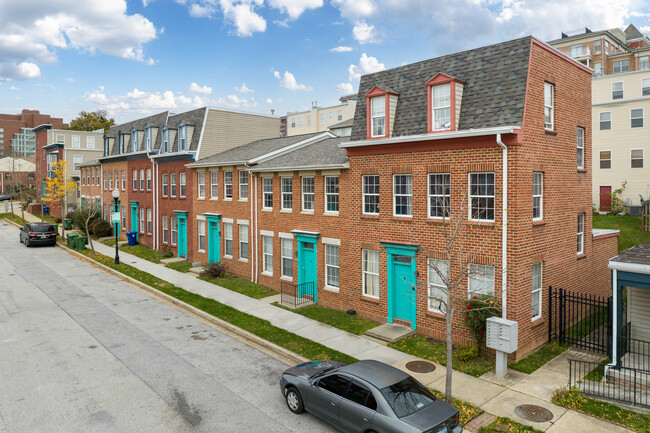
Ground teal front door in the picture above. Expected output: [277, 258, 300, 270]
[177, 217, 187, 258]
[205, 214, 221, 263]
[129, 202, 138, 241]
[296, 232, 319, 302]
[382, 242, 419, 330]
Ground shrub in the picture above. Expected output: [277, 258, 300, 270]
[204, 261, 228, 278]
[162, 251, 173, 258]
[463, 295, 500, 352]
[70, 209, 99, 230]
[551, 386, 588, 409]
[455, 343, 479, 362]
[55, 217, 62, 223]
[90, 219, 113, 238]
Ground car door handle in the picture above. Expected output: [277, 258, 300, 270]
[363, 417, 368, 422]
[330, 402, 336, 406]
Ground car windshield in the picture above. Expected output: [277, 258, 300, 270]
[31, 224, 54, 233]
[311, 366, 341, 380]
[380, 376, 436, 418]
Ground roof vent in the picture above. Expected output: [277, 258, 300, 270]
[585, 27, 592, 33]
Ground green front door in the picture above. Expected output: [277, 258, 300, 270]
[382, 242, 419, 330]
[175, 212, 188, 258]
[129, 202, 138, 241]
[205, 214, 221, 263]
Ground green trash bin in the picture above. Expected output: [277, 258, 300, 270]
[52, 224, 59, 238]
[66, 233, 79, 248]
[64, 218, 72, 230]
[75, 236, 87, 251]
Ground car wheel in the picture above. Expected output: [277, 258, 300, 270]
[24, 239, 30, 247]
[19, 235, 23, 243]
[285, 387, 305, 414]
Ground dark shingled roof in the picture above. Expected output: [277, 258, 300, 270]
[107, 111, 169, 156]
[166, 107, 207, 152]
[610, 243, 650, 266]
[191, 133, 322, 166]
[252, 137, 349, 170]
[330, 118, 353, 129]
[350, 36, 532, 141]
[625, 24, 645, 40]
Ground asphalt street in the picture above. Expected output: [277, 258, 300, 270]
[0, 221, 334, 432]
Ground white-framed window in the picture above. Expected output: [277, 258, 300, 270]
[532, 262, 543, 320]
[325, 244, 340, 288]
[121, 206, 126, 229]
[577, 213, 584, 254]
[631, 149, 644, 168]
[146, 168, 152, 190]
[145, 127, 151, 149]
[139, 169, 144, 190]
[224, 171, 233, 199]
[103, 171, 107, 190]
[263, 236, 273, 274]
[86, 136, 95, 149]
[263, 177, 273, 209]
[643, 78, 650, 96]
[139, 208, 145, 234]
[299, 116, 303, 127]
[468, 264, 495, 297]
[544, 82, 554, 130]
[170, 173, 177, 196]
[302, 177, 314, 211]
[570, 43, 582, 58]
[132, 169, 137, 190]
[533, 172, 543, 221]
[362, 175, 379, 215]
[329, 111, 333, 122]
[393, 174, 413, 216]
[239, 224, 248, 259]
[325, 176, 339, 212]
[631, 108, 644, 128]
[210, 171, 219, 199]
[428, 258, 449, 312]
[132, 129, 138, 152]
[612, 82, 624, 100]
[179, 173, 186, 197]
[593, 62, 603, 77]
[599, 112, 612, 130]
[73, 154, 83, 166]
[224, 223, 233, 256]
[71, 135, 80, 148]
[428, 173, 450, 218]
[162, 216, 168, 243]
[469, 172, 495, 222]
[171, 217, 178, 245]
[197, 172, 205, 198]
[109, 171, 113, 189]
[178, 125, 187, 151]
[281, 238, 293, 278]
[81, 169, 85, 186]
[320, 112, 325, 124]
[56, 134, 65, 144]
[594, 40, 601, 53]
[306, 115, 311, 126]
[577, 127, 584, 169]
[281, 177, 292, 210]
[370, 96, 386, 137]
[362, 249, 379, 298]
[613, 59, 629, 74]
[239, 170, 248, 199]
[198, 219, 206, 251]
[118, 134, 124, 153]
[338, 109, 343, 121]
[432, 83, 451, 131]
[162, 128, 169, 153]
[162, 174, 168, 196]
[600, 151, 612, 169]
[119, 170, 124, 190]
[147, 208, 152, 234]
[641, 56, 649, 71]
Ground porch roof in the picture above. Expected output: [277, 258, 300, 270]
[610, 242, 650, 268]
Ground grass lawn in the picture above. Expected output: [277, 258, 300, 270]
[389, 335, 494, 377]
[166, 261, 193, 273]
[478, 417, 544, 433]
[119, 244, 167, 263]
[593, 213, 650, 252]
[31, 213, 58, 224]
[76, 249, 357, 364]
[102, 238, 117, 246]
[275, 303, 380, 335]
[200, 275, 276, 299]
[1, 212, 27, 225]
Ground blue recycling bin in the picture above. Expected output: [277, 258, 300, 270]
[126, 231, 138, 246]
[43, 206, 49, 215]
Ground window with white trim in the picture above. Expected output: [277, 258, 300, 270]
[71, 135, 80, 148]
[325, 244, 340, 288]
[171, 217, 178, 245]
[338, 109, 343, 121]
[132, 129, 138, 151]
[362, 249, 379, 298]
[239, 224, 248, 259]
[132, 169, 137, 190]
[109, 171, 113, 189]
[641, 56, 649, 71]
[613, 59, 629, 74]
[162, 129, 169, 153]
[170, 173, 177, 197]
[162, 216, 168, 243]
[55, 134, 64, 144]
[146, 168, 151, 190]
[428, 258, 449, 312]
[179, 173, 186, 197]
[393, 174, 413, 216]
[577, 128, 584, 169]
[121, 170, 126, 190]
[239, 170, 248, 199]
[281, 177, 292, 210]
[544, 82, 554, 130]
[600, 151, 611, 169]
[87, 136, 95, 149]
[631, 149, 644, 168]
[432, 83, 451, 131]
[577, 213, 584, 254]
[198, 219, 205, 251]
[362, 175, 379, 214]
[468, 264, 495, 297]
[162, 174, 168, 196]
[532, 262, 542, 320]
[631, 108, 644, 128]
[643, 78, 650, 96]
[139, 208, 145, 234]
[179, 125, 186, 151]
[224, 223, 233, 256]
[73, 155, 83, 166]
[612, 82, 624, 100]
[281, 238, 293, 278]
[469, 173, 495, 221]
[306, 115, 311, 126]
[320, 112, 325, 124]
[197, 172, 205, 198]
[103, 171, 107, 190]
[147, 208, 152, 234]
[428, 173, 450, 218]
[533, 172, 543, 221]
[263, 236, 273, 274]
[139, 169, 144, 190]
[302, 177, 314, 211]
[121, 206, 126, 229]
[210, 171, 218, 199]
[145, 127, 151, 149]
[370, 96, 386, 137]
[224, 171, 232, 199]
[325, 176, 339, 212]
[599, 112, 611, 130]
[299, 116, 303, 127]
[263, 177, 273, 209]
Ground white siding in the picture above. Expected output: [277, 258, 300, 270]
[388, 94, 398, 137]
[455, 83, 464, 130]
[629, 287, 650, 343]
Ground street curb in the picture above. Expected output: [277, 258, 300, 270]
[57, 242, 309, 366]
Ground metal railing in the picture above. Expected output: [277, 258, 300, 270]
[569, 359, 649, 407]
[280, 281, 316, 307]
[619, 323, 650, 373]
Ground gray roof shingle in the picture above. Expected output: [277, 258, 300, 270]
[350, 36, 532, 141]
[107, 111, 169, 155]
[252, 137, 349, 170]
[166, 107, 207, 152]
[610, 242, 650, 266]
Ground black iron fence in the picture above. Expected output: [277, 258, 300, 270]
[569, 359, 649, 407]
[549, 286, 612, 354]
[280, 280, 316, 307]
[619, 323, 650, 373]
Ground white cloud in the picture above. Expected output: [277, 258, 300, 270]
[331, 0, 375, 19]
[273, 19, 290, 27]
[0, 0, 158, 81]
[235, 82, 254, 93]
[265, 98, 273, 104]
[352, 20, 377, 44]
[219, 0, 267, 37]
[9, 86, 19, 91]
[216, 94, 258, 108]
[335, 82, 354, 93]
[330, 46, 353, 52]
[267, 0, 323, 19]
[189, 2, 218, 17]
[66, 77, 75, 83]
[273, 70, 313, 91]
[142, 0, 154, 6]
[348, 53, 385, 81]
[187, 82, 213, 94]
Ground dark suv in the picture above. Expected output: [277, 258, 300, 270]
[19, 223, 57, 247]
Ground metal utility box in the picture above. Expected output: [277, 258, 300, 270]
[486, 317, 518, 354]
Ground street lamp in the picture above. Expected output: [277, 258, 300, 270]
[112, 188, 120, 265]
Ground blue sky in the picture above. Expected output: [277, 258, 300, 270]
[1, 0, 649, 124]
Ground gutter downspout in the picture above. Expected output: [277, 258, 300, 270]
[604, 268, 619, 380]
[153, 157, 158, 250]
[254, 173, 259, 283]
[248, 169, 254, 282]
[496, 133, 507, 319]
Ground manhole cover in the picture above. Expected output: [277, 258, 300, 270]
[405, 360, 436, 373]
[514, 405, 553, 423]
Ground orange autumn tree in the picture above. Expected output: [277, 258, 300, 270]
[44, 159, 78, 239]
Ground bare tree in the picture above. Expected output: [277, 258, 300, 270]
[81, 178, 101, 253]
[15, 184, 36, 224]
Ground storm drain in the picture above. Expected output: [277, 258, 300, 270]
[514, 404, 553, 423]
[405, 360, 436, 373]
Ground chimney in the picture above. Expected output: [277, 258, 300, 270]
[271, 109, 275, 115]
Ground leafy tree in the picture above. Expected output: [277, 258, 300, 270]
[69, 110, 115, 133]
[44, 160, 78, 239]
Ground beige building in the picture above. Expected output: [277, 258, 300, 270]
[285, 95, 356, 136]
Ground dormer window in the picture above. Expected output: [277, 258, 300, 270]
[370, 97, 386, 137]
[431, 84, 451, 131]
[178, 123, 187, 151]
[161, 127, 169, 153]
[103, 137, 109, 156]
[426, 73, 463, 133]
[145, 126, 151, 150]
[118, 134, 125, 154]
[132, 128, 138, 152]
[365, 86, 398, 139]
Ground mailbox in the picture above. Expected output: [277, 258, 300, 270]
[486, 317, 518, 354]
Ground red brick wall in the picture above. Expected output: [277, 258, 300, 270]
[157, 159, 195, 257]
[100, 160, 129, 239]
[129, 158, 156, 248]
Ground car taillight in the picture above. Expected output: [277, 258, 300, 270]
[29, 232, 37, 237]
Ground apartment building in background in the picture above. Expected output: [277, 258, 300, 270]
[285, 95, 357, 137]
[549, 24, 650, 209]
[0, 110, 67, 157]
[0, 157, 35, 194]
